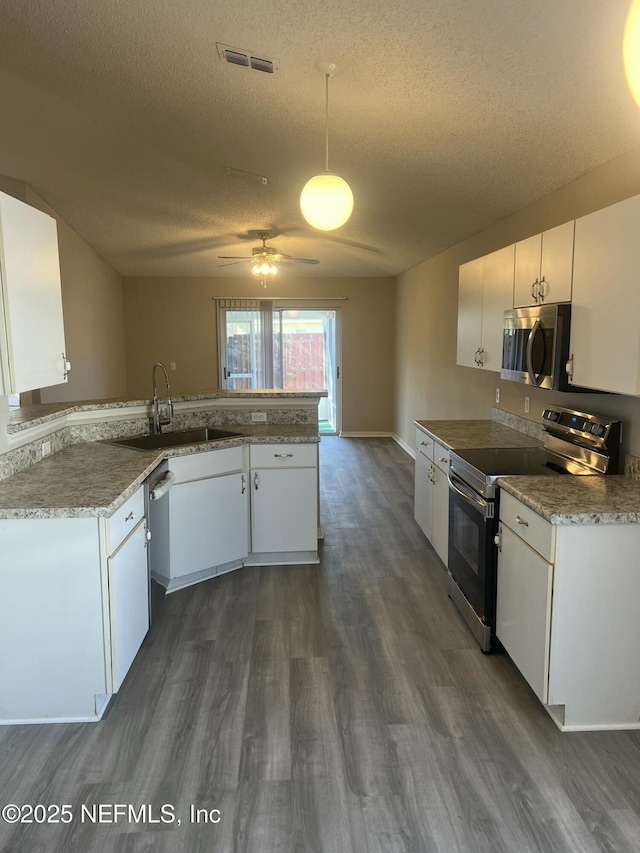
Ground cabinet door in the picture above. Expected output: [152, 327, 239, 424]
[108, 521, 149, 692]
[571, 194, 640, 395]
[496, 523, 553, 703]
[431, 462, 449, 567]
[251, 467, 318, 553]
[513, 234, 542, 307]
[480, 244, 515, 371]
[414, 444, 433, 540]
[169, 472, 249, 578]
[539, 221, 574, 304]
[457, 257, 484, 369]
[0, 191, 67, 394]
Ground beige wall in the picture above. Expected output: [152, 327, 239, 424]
[0, 178, 128, 402]
[394, 143, 640, 458]
[122, 275, 395, 433]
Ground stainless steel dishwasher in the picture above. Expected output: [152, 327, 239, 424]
[145, 462, 175, 622]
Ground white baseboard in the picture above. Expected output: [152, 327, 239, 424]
[393, 433, 414, 458]
[338, 431, 394, 438]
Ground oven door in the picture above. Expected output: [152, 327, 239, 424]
[447, 471, 497, 626]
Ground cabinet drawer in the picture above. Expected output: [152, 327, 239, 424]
[433, 440, 449, 472]
[108, 487, 144, 555]
[250, 443, 317, 468]
[169, 446, 244, 484]
[500, 491, 555, 563]
[415, 429, 434, 461]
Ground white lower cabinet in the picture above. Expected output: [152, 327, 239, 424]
[108, 519, 150, 692]
[495, 522, 552, 703]
[166, 442, 319, 584]
[413, 427, 449, 566]
[248, 443, 319, 563]
[496, 491, 640, 731]
[0, 486, 149, 724]
[167, 471, 249, 589]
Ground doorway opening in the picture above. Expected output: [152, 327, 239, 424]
[218, 301, 341, 434]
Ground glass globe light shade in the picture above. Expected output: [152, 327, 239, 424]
[624, 0, 640, 108]
[300, 173, 354, 231]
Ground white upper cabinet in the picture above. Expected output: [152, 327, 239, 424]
[0, 190, 68, 394]
[513, 221, 574, 307]
[570, 193, 640, 395]
[457, 244, 514, 372]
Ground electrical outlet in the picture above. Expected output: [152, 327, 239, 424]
[495, 388, 500, 404]
[41, 440, 51, 457]
[524, 396, 530, 414]
[170, 362, 176, 371]
[251, 411, 267, 423]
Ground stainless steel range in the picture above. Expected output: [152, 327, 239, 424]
[446, 405, 621, 652]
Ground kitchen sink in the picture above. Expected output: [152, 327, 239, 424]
[106, 426, 244, 451]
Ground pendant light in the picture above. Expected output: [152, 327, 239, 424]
[300, 63, 354, 231]
[624, 0, 640, 108]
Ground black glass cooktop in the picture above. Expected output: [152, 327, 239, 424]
[451, 446, 567, 480]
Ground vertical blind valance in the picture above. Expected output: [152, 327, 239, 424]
[215, 298, 262, 311]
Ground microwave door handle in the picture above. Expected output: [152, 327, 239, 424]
[525, 318, 543, 386]
[447, 471, 489, 516]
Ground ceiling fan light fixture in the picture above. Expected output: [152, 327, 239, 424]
[300, 64, 353, 232]
[251, 259, 278, 276]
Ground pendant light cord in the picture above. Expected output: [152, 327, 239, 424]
[324, 73, 330, 173]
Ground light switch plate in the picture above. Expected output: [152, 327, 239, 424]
[495, 388, 500, 404]
[524, 396, 530, 414]
[251, 411, 267, 423]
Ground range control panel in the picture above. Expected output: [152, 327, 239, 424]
[542, 406, 621, 472]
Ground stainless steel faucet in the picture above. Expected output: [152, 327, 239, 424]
[152, 362, 174, 434]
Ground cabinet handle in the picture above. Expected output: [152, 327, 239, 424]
[125, 511, 135, 522]
[538, 276, 547, 302]
[531, 278, 539, 302]
[144, 525, 152, 547]
[62, 353, 71, 380]
[241, 474, 246, 495]
[274, 453, 294, 459]
[566, 354, 574, 381]
[515, 515, 529, 527]
[254, 471, 259, 491]
[439, 456, 448, 463]
[474, 348, 481, 365]
[428, 464, 435, 483]
[494, 527, 502, 552]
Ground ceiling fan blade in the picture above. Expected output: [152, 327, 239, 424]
[218, 259, 252, 267]
[218, 255, 252, 259]
[278, 257, 320, 265]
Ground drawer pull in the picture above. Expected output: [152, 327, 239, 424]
[515, 515, 529, 527]
[125, 511, 136, 522]
[439, 456, 448, 463]
[274, 453, 294, 459]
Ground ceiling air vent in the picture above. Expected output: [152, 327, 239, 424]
[216, 43, 280, 75]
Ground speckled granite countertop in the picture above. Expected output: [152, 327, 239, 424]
[415, 419, 541, 450]
[498, 475, 640, 525]
[9, 389, 327, 432]
[0, 425, 319, 519]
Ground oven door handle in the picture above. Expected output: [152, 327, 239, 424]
[447, 471, 490, 519]
[525, 318, 543, 387]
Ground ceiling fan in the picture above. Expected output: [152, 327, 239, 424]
[218, 232, 319, 286]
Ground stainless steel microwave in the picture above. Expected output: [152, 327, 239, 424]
[501, 303, 573, 390]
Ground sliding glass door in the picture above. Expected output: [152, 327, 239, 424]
[218, 300, 340, 433]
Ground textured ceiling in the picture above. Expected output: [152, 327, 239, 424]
[0, 0, 639, 278]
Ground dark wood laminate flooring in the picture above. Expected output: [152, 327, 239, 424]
[2, 436, 640, 852]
